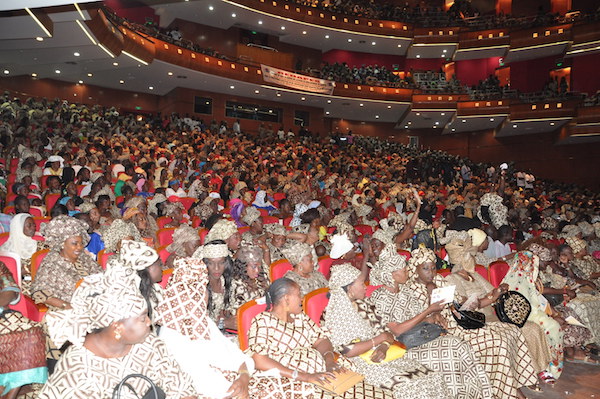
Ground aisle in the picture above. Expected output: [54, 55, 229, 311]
[524, 362, 600, 398]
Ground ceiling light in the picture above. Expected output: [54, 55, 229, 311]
[397, 44, 402, 47]
[31, 73, 37, 77]
[230, 85, 235, 89]
[327, 100, 331, 104]
[347, 38, 352, 42]
[167, 72, 173, 76]
[387, 105, 392, 109]
[3, 70, 9, 75]
[276, 93, 281, 97]
[35, 37, 43, 42]
[231, 13, 236, 17]
[489, 118, 494, 121]
[258, 20, 263, 25]
[404, 125, 408, 128]
[435, 122, 440, 125]
[512, 124, 517, 128]
[254, 89, 259, 94]
[113, 62, 118, 66]
[433, 126, 437, 128]
[452, 128, 456, 132]
[441, 112, 445, 116]
[301, 97, 306, 100]
[372, 41, 376, 45]
[443, 49, 447, 53]
[415, 113, 420, 116]
[302, 31, 307, 35]
[87, 73, 93, 77]
[25, 7, 52, 37]
[408, 122, 412, 125]
[281, 26, 285, 30]
[74, 52, 80, 57]
[209, 5, 214, 10]
[149, 86, 154, 90]
[359, 103, 364, 107]
[55, 69, 60, 74]
[550, 122, 555, 126]
[375, 115, 379, 119]
[462, 119, 466, 123]
[416, 55, 421, 58]
[325, 35, 330, 39]
[78, 80, 83, 84]
[326, 111, 330, 115]
[119, 80, 124, 84]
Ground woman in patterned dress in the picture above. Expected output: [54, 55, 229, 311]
[156, 245, 303, 399]
[282, 241, 328, 297]
[407, 248, 538, 399]
[247, 277, 394, 399]
[370, 245, 493, 399]
[323, 264, 452, 399]
[228, 246, 269, 319]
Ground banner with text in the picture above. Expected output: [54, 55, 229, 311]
[261, 64, 335, 95]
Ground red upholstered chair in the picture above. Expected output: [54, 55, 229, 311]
[9, 158, 19, 172]
[238, 226, 250, 234]
[198, 228, 209, 244]
[398, 249, 411, 259]
[282, 217, 292, 226]
[475, 264, 489, 281]
[258, 208, 270, 217]
[159, 268, 173, 289]
[269, 259, 293, 282]
[262, 216, 279, 225]
[32, 234, 44, 241]
[29, 206, 44, 217]
[5, 194, 16, 205]
[2, 206, 14, 215]
[157, 227, 177, 247]
[303, 287, 330, 326]
[45, 193, 60, 213]
[39, 175, 49, 190]
[317, 255, 334, 280]
[273, 193, 286, 201]
[237, 298, 267, 351]
[30, 249, 49, 279]
[365, 285, 382, 297]
[0, 233, 9, 247]
[1, 251, 46, 321]
[157, 217, 173, 228]
[508, 243, 517, 252]
[489, 261, 510, 287]
[33, 217, 50, 232]
[191, 217, 202, 228]
[77, 185, 86, 196]
[354, 224, 374, 236]
[176, 197, 197, 212]
[96, 250, 115, 270]
[156, 245, 171, 263]
[437, 268, 452, 278]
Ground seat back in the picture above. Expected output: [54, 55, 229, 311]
[45, 193, 60, 213]
[0, 232, 9, 247]
[198, 228, 209, 244]
[437, 268, 452, 278]
[489, 261, 510, 287]
[238, 226, 250, 234]
[33, 217, 50, 232]
[262, 216, 279, 225]
[317, 255, 334, 280]
[270, 259, 293, 282]
[159, 268, 174, 289]
[282, 217, 292, 226]
[475, 264, 489, 281]
[397, 249, 411, 259]
[157, 227, 177, 247]
[157, 216, 173, 229]
[365, 285, 382, 297]
[156, 245, 171, 263]
[30, 249, 49, 279]
[176, 197, 197, 212]
[2, 206, 14, 215]
[97, 250, 116, 270]
[237, 298, 267, 351]
[39, 175, 49, 190]
[29, 206, 44, 217]
[354, 224, 373, 236]
[303, 287, 329, 326]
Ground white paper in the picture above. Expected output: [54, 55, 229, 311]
[537, 294, 549, 313]
[431, 285, 456, 305]
[459, 293, 480, 311]
[565, 316, 587, 328]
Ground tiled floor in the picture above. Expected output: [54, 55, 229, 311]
[523, 361, 600, 398]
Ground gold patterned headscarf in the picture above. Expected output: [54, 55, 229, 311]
[242, 206, 261, 226]
[118, 240, 159, 271]
[329, 264, 361, 293]
[264, 223, 287, 236]
[204, 219, 238, 243]
[372, 229, 395, 247]
[408, 247, 437, 276]
[167, 225, 200, 257]
[191, 242, 230, 259]
[444, 230, 477, 273]
[41, 215, 90, 252]
[370, 244, 407, 287]
[528, 243, 552, 262]
[282, 240, 313, 266]
[154, 257, 211, 340]
[566, 236, 587, 254]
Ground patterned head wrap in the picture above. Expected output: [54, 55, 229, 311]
[204, 219, 238, 243]
[355, 204, 372, 218]
[122, 207, 141, 221]
[541, 217, 559, 231]
[193, 204, 214, 221]
[147, 193, 167, 215]
[469, 228, 487, 247]
[577, 222, 594, 237]
[329, 264, 361, 293]
[282, 240, 313, 266]
[192, 242, 230, 259]
[102, 219, 142, 253]
[330, 233, 354, 259]
[242, 206, 261, 226]
[78, 201, 96, 213]
[154, 257, 210, 340]
[264, 223, 286, 236]
[408, 247, 437, 276]
[237, 245, 263, 264]
[371, 245, 407, 287]
[167, 225, 200, 257]
[124, 196, 146, 210]
[594, 222, 600, 239]
[528, 243, 552, 262]
[118, 240, 159, 271]
[45, 266, 147, 348]
[163, 201, 185, 218]
[477, 192, 508, 229]
[566, 236, 587, 254]
[41, 215, 90, 252]
[561, 224, 582, 238]
[372, 228, 395, 247]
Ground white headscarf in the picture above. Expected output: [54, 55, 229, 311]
[252, 190, 273, 208]
[0, 213, 38, 260]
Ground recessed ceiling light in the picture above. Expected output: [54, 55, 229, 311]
[326, 111, 330, 115]
[74, 52, 80, 57]
[372, 41, 376, 45]
[208, 5, 214, 10]
[254, 89, 259, 94]
[87, 73, 92, 77]
[452, 128, 456, 132]
[281, 26, 285, 30]
[387, 105, 392, 109]
[550, 122, 555, 126]
[415, 113, 420, 116]
[3, 70, 9, 75]
[416, 55, 421, 58]
[462, 119, 466, 123]
[301, 97, 306, 100]
[325, 35, 330, 39]
[404, 125, 408, 128]
[435, 122, 440, 125]
[302, 31, 307, 35]
[78, 80, 83, 84]
[512, 124, 517, 128]
[433, 126, 437, 128]
[230, 85, 235, 89]
[113, 62, 118, 66]
[359, 103, 364, 107]
[441, 113, 445, 116]
[276, 93, 281, 97]
[443, 49, 447, 53]
[408, 122, 412, 125]
[347, 38, 352, 42]
[167, 72, 173, 76]
[490, 118, 495, 121]
[258, 20, 263, 25]
[35, 36, 43, 41]
[327, 100, 331, 104]
[119, 80, 124, 84]
[375, 115, 379, 119]
[231, 13, 236, 17]
[55, 69, 60, 74]
[31, 73, 37, 77]
[397, 44, 402, 47]
[149, 86, 154, 90]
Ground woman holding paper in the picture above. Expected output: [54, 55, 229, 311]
[407, 248, 538, 399]
[445, 230, 552, 376]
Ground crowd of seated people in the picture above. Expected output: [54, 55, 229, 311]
[1, 91, 600, 398]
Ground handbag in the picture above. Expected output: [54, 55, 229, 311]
[450, 302, 485, 330]
[493, 291, 531, 328]
[313, 367, 365, 395]
[396, 322, 446, 349]
[359, 341, 406, 364]
[112, 374, 166, 399]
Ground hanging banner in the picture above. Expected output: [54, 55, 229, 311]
[261, 64, 335, 95]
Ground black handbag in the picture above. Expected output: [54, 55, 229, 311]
[113, 374, 166, 399]
[451, 302, 485, 329]
[396, 322, 446, 349]
[493, 291, 531, 328]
